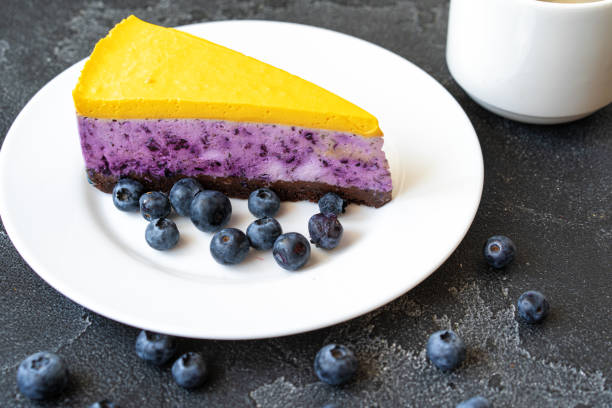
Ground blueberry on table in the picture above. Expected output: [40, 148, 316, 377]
[273, 232, 311, 271]
[89, 400, 119, 408]
[318, 192, 346, 216]
[314, 344, 358, 385]
[145, 218, 179, 250]
[16, 351, 68, 400]
[210, 228, 250, 265]
[248, 188, 280, 218]
[426, 330, 466, 371]
[190, 190, 232, 232]
[517, 290, 550, 323]
[483, 235, 516, 268]
[308, 213, 343, 249]
[112, 178, 145, 212]
[139, 191, 171, 221]
[456, 396, 490, 408]
[172, 352, 209, 389]
[246, 217, 282, 250]
[169, 178, 203, 217]
[134, 330, 176, 365]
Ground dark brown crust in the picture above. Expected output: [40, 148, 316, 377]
[87, 170, 392, 208]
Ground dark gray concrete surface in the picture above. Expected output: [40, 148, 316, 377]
[1, 1, 611, 407]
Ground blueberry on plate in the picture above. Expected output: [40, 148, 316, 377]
[248, 188, 280, 218]
[210, 228, 250, 265]
[139, 191, 171, 221]
[308, 213, 343, 249]
[89, 400, 119, 408]
[456, 396, 490, 408]
[135, 330, 176, 365]
[318, 193, 346, 216]
[483, 235, 516, 268]
[145, 218, 179, 250]
[16, 351, 68, 400]
[273, 232, 311, 271]
[190, 190, 232, 232]
[112, 178, 145, 212]
[172, 352, 208, 389]
[517, 290, 550, 323]
[426, 330, 466, 371]
[246, 217, 282, 250]
[169, 178, 203, 217]
[314, 344, 358, 385]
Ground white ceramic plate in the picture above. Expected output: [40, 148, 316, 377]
[0, 21, 482, 339]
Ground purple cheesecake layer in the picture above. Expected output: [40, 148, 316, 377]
[78, 117, 392, 200]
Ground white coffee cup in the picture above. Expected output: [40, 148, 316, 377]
[446, 0, 612, 124]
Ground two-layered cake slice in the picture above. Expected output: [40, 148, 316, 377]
[73, 16, 392, 207]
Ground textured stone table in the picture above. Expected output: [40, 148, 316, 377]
[1, 1, 611, 407]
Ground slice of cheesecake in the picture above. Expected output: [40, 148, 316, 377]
[73, 16, 392, 207]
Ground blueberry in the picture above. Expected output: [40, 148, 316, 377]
[248, 188, 280, 218]
[456, 396, 490, 408]
[483, 235, 516, 268]
[210, 228, 250, 265]
[308, 213, 343, 249]
[314, 344, 358, 385]
[112, 178, 145, 212]
[190, 190, 232, 232]
[246, 217, 282, 250]
[273, 232, 311, 271]
[169, 178, 203, 217]
[172, 352, 208, 389]
[16, 351, 68, 400]
[517, 290, 550, 323]
[318, 193, 346, 216]
[86, 169, 94, 185]
[145, 218, 179, 250]
[139, 191, 171, 221]
[426, 330, 466, 371]
[135, 330, 176, 365]
[89, 400, 119, 408]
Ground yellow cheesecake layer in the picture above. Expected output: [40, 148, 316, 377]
[73, 16, 382, 137]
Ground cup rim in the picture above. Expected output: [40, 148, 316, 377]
[525, 0, 612, 9]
